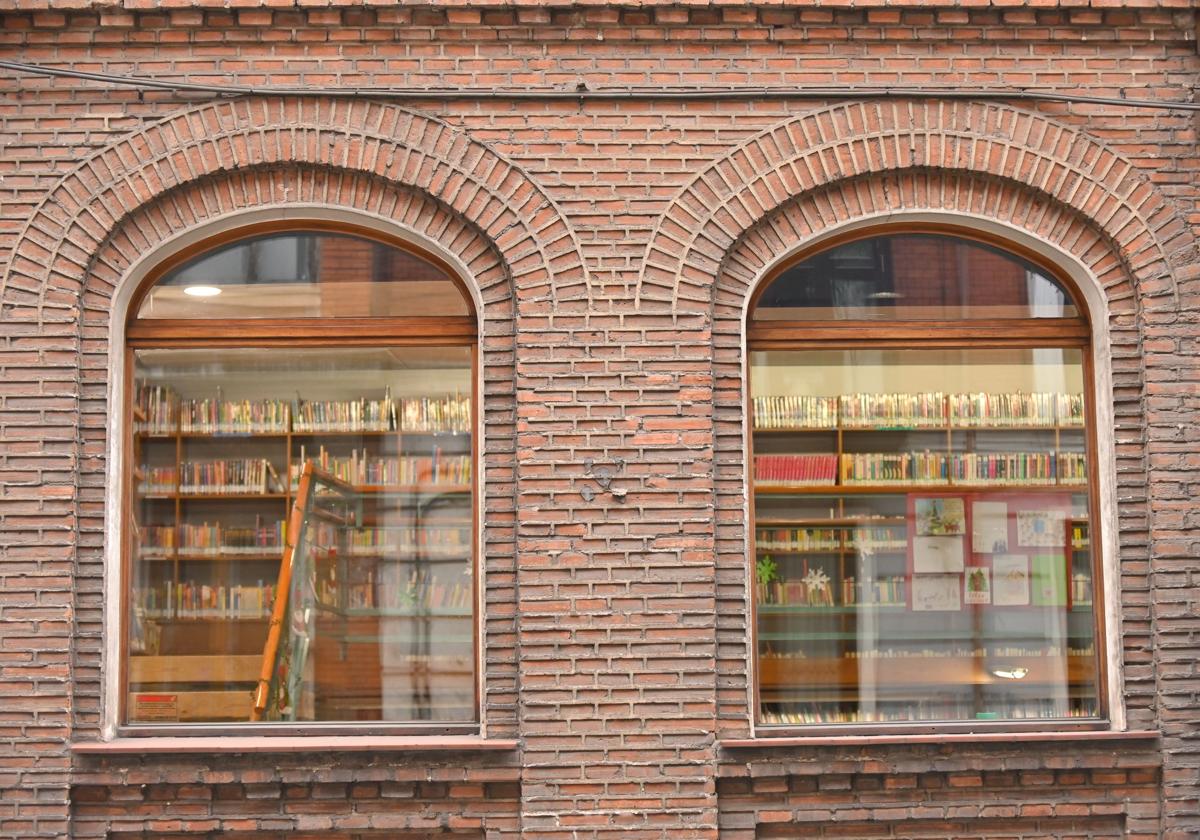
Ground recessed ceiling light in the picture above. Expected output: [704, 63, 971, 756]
[183, 285, 222, 297]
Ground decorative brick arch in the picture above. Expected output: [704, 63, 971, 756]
[639, 100, 1194, 311]
[1, 96, 588, 322]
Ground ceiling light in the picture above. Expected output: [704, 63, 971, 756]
[183, 285, 222, 297]
[991, 667, 1029, 680]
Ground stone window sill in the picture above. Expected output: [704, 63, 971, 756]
[72, 735, 519, 755]
[719, 730, 1159, 749]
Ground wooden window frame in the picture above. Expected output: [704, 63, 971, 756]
[746, 227, 1110, 737]
[118, 223, 483, 737]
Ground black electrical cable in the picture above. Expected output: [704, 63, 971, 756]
[1, 59, 1198, 112]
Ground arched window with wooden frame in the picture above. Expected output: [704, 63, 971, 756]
[748, 227, 1106, 733]
[122, 222, 479, 733]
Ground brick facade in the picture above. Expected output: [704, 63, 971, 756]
[0, 4, 1197, 838]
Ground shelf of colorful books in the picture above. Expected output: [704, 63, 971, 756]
[177, 492, 289, 501]
[756, 482, 1083, 495]
[755, 515, 907, 527]
[758, 695, 1100, 726]
[758, 621, 1095, 643]
[141, 616, 272, 624]
[133, 386, 471, 436]
[752, 391, 1086, 432]
[290, 429, 395, 438]
[178, 431, 289, 439]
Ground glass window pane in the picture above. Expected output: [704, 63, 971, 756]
[754, 234, 1078, 320]
[750, 348, 1098, 726]
[126, 346, 475, 725]
[137, 232, 471, 319]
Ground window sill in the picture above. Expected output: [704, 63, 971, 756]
[720, 730, 1159, 749]
[72, 735, 519, 755]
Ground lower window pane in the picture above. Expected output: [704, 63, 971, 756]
[126, 346, 475, 725]
[751, 348, 1100, 726]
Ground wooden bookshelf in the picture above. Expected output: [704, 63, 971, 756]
[750, 388, 1099, 729]
[129, 388, 476, 727]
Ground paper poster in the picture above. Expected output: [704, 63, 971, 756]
[912, 574, 962, 611]
[1031, 554, 1067, 606]
[916, 497, 966, 536]
[1017, 510, 1065, 547]
[993, 554, 1030, 606]
[913, 535, 965, 573]
[964, 566, 991, 605]
[972, 501, 1009, 553]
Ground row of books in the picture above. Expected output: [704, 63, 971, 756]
[753, 391, 1087, 430]
[758, 576, 906, 607]
[135, 385, 471, 435]
[183, 398, 290, 434]
[1071, 573, 1093, 605]
[758, 699, 1098, 725]
[839, 644, 1096, 659]
[951, 392, 1084, 428]
[136, 385, 177, 433]
[319, 568, 472, 611]
[848, 527, 909, 552]
[345, 526, 472, 557]
[139, 466, 177, 495]
[753, 395, 838, 430]
[295, 396, 393, 433]
[178, 459, 283, 494]
[950, 452, 1085, 485]
[838, 451, 1086, 485]
[842, 576, 906, 606]
[134, 581, 276, 619]
[291, 447, 471, 487]
[757, 578, 835, 608]
[763, 643, 1096, 661]
[754, 454, 838, 486]
[398, 395, 471, 434]
[755, 527, 907, 553]
[139, 521, 286, 556]
[839, 451, 948, 484]
[1071, 524, 1089, 549]
[756, 527, 841, 552]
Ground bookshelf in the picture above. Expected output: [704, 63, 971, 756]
[750, 389, 1100, 728]
[126, 382, 475, 725]
[752, 391, 1087, 491]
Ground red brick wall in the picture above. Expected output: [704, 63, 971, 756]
[0, 5, 1197, 839]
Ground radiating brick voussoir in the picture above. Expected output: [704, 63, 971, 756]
[640, 100, 1190, 313]
[1, 97, 588, 320]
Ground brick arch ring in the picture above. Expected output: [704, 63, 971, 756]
[638, 100, 1195, 312]
[0, 96, 589, 323]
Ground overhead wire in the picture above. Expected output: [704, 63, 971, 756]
[2, 59, 1199, 112]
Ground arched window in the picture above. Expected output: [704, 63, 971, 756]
[748, 230, 1103, 732]
[123, 224, 478, 732]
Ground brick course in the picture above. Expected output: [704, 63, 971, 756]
[0, 4, 1197, 838]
